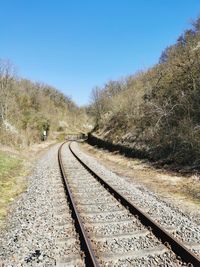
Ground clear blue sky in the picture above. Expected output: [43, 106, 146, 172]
[1, 0, 200, 105]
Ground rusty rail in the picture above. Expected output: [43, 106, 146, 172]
[69, 142, 200, 267]
[58, 142, 99, 267]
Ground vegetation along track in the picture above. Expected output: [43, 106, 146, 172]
[58, 141, 200, 267]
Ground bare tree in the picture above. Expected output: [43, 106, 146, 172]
[0, 59, 16, 124]
[90, 86, 103, 124]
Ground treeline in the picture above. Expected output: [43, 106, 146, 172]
[89, 17, 200, 166]
[0, 59, 87, 146]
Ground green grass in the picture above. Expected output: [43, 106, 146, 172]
[0, 151, 27, 225]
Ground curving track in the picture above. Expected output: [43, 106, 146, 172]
[58, 141, 200, 267]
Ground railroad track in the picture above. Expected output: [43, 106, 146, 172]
[58, 141, 200, 266]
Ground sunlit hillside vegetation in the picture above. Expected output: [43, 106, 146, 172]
[0, 59, 89, 146]
[89, 18, 200, 166]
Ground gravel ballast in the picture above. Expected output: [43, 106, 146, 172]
[0, 144, 84, 267]
[0, 141, 199, 266]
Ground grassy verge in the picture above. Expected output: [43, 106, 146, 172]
[0, 151, 27, 226]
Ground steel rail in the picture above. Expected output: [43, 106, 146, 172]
[69, 142, 200, 267]
[58, 142, 99, 267]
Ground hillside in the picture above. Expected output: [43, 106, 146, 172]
[89, 17, 200, 167]
[0, 59, 89, 147]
